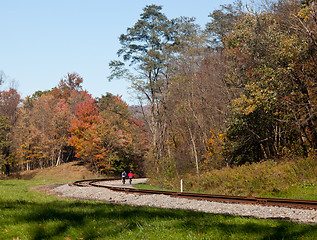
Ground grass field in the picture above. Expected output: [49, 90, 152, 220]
[1, 179, 317, 240]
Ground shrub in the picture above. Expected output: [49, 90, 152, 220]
[150, 155, 317, 198]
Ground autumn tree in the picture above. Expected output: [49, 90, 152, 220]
[98, 93, 148, 174]
[0, 88, 21, 175]
[0, 116, 12, 175]
[166, 52, 232, 174]
[12, 73, 85, 171]
[68, 93, 103, 170]
[273, 0, 317, 150]
[206, 1, 243, 48]
[110, 5, 202, 175]
[51, 99, 73, 166]
[0, 88, 21, 124]
[13, 93, 71, 169]
[54, 72, 83, 99]
[9, 72, 146, 174]
[224, 0, 317, 164]
[69, 93, 148, 174]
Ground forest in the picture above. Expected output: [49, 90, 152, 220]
[0, 0, 316, 187]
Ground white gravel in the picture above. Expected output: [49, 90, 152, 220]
[48, 180, 317, 225]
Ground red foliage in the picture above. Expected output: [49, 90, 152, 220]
[0, 88, 21, 120]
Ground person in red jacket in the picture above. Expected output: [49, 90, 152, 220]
[128, 171, 134, 184]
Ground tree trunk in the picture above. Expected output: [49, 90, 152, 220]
[188, 126, 199, 176]
[56, 147, 62, 166]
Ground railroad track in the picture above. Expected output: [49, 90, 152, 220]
[72, 178, 317, 210]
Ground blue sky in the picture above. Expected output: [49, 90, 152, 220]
[1, 0, 234, 105]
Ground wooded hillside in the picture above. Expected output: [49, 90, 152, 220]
[110, 0, 316, 180]
[0, 73, 148, 176]
[0, 0, 316, 183]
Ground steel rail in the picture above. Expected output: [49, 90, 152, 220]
[72, 178, 317, 210]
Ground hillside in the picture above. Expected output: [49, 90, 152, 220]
[19, 161, 101, 182]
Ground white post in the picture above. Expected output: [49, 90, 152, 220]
[181, 179, 183, 193]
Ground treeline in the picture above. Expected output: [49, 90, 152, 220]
[1, 0, 316, 180]
[110, 0, 316, 180]
[0, 73, 148, 175]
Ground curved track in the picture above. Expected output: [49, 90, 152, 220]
[72, 178, 317, 210]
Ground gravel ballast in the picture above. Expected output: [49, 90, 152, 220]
[48, 180, 317, 225]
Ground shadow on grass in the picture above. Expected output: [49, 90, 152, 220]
[1, 199, 316, 239]
[178, 214, 317, 240]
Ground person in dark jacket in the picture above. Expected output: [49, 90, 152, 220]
[122, 170, 127, 184]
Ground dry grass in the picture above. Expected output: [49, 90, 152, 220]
[150, 155, 317, 200]
[19, 161, 101, 182]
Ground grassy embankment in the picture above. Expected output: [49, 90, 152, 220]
[145, 156, 317, 200]
[1, 161, 317, 239]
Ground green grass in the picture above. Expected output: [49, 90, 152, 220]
[1, 180, 317, 240]
[260, 183, 317, 200]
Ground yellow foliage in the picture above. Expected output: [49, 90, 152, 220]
[205, 130, 227, 159]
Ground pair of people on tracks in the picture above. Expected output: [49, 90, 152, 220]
[122, 170, 134, 184]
